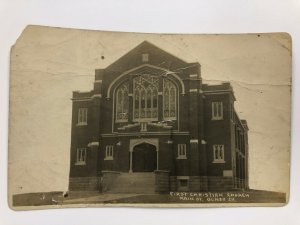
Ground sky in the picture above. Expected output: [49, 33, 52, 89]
[8, 26, 291, 196]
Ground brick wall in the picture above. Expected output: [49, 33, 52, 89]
[207, 176, 234, 191]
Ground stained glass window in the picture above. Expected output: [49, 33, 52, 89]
[163, 79, 177, 119]
[133, 75, 158, 121]
[115, 74, 178, 123]
[116, 81, 129, 122]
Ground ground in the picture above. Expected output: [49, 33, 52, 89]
[12, 190, 286, 208]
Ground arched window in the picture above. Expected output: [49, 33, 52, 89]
[133, 75, 158, 121]
[115, 74, 179, 123]
[115, 81, 129, 122]
[163, 79, 177, 119]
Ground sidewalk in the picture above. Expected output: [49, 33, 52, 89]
[63, 193, 143, 204]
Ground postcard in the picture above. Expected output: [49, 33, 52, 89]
[8, 26, 291, 209]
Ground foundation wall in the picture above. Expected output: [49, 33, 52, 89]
[69, 176, 99, 191]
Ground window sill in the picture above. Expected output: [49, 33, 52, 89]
[115, 119, 128, 123]
[211, 118, 223, 121]
[163, 117, 176, 121]
[104, 157, 113, 161]
[133, 118, 158, 122]
[75, 162, 86, 166]
[213, 160, 226, 164]
[177, 156, 187, 160]
[76, 122, 88, 126]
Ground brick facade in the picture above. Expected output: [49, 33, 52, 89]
[68, 41, 249, 193]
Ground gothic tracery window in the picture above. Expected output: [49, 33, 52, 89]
[116, 81, 129, 122]
[133, 75, 158, 121]
[115, 74, 178, 123]
[163, 79, 177, 119]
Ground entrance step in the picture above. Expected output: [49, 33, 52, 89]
[103, 172, 155, 194]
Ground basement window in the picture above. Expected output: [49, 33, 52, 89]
[180, 179, 188, 187]
[177, 177, 189, 191]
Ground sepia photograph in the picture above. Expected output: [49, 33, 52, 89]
[8, 26, 291, 209]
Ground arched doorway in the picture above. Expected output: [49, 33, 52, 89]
[132, 143, 157, 172]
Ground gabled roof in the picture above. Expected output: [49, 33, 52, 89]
[105, 41, 190, 72]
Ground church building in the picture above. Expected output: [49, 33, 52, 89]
[68, 41, 249, 193]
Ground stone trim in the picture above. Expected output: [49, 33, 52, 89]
[190, 139, 198, 144]
[87, 142, 99, 147]
[101, 131, 190, 137]
[106, 64, 186, 98]
[189, 74, 198, 78]
[72, 97, 92, 102]
[92, 94, 102, 99]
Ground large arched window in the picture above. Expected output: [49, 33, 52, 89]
[163, 79, 177, 120]
[133, 75, 158, 121]
[115, 81, 129, 122]
[114, 74, 178, 123]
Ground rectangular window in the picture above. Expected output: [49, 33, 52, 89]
[76, 148, 86, 165]
[213, 145, 225, 163]
[142, 53, 149, 62]
[230, 103, 234, 121]
[140, 122, 147, 131]
[105, 145, 114, 160]
[180, 179, 188, 187]
[78, 108, 88, 125]
[212, 102, 223, 120]
[177, 176, 189, 191]
[177, 144, 187, 159]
